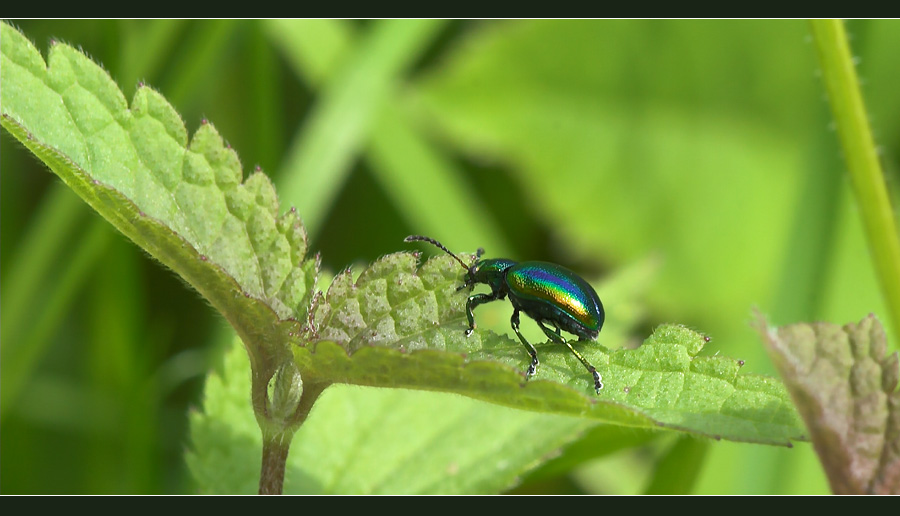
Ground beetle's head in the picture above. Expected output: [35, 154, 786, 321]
[463, 247, 486, 284]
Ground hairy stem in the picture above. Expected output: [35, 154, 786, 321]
[257, 381, 329, 495]
[809, 19, 900, 341]
[259, 436, 290, 495]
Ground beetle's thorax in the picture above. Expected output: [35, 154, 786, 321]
[469, 258, 517, 293]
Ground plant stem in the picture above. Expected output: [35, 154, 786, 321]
[259, 435, 291, 495]
[810, 19, 900, 342]
[257, 381, 329, 495]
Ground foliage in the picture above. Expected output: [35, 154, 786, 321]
[3, 20, 899, 494]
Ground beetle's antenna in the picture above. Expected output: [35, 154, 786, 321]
[405, 235, 472, 271]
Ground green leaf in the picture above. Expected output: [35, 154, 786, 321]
[0, 23, 317, 420]
[187, 339, 268, 494]
[190, 253, 656, 494]
[759, 314, 900, 494]
[297, 251, 805, 445]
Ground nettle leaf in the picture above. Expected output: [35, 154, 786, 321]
[190, 256, 656, 494]
[759, 314, 900, 494]
[0, 23, 317, 417]
[297, 251, 805, 445]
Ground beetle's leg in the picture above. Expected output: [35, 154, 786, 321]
[537, 320, 566, 345]
[537, 321, 603, 394]
[551, 321, 562, 338]
[464, 292, 499, 336]
[510, 310, 539, 379]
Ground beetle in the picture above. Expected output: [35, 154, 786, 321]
[405, 235, 604, 393]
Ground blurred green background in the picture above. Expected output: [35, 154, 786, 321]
[2, 19, 898, 494]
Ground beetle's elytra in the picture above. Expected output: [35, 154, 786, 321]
[405, 235, 604, 393]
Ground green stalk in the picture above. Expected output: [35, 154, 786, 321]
[810, 20, 900, 341]
[257, 381, 328, 495]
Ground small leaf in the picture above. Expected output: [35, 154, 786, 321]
[758, 313, 900, 494]
[187, 340, 264, 495]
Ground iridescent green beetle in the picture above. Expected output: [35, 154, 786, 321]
[405, 236, 604, 393]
